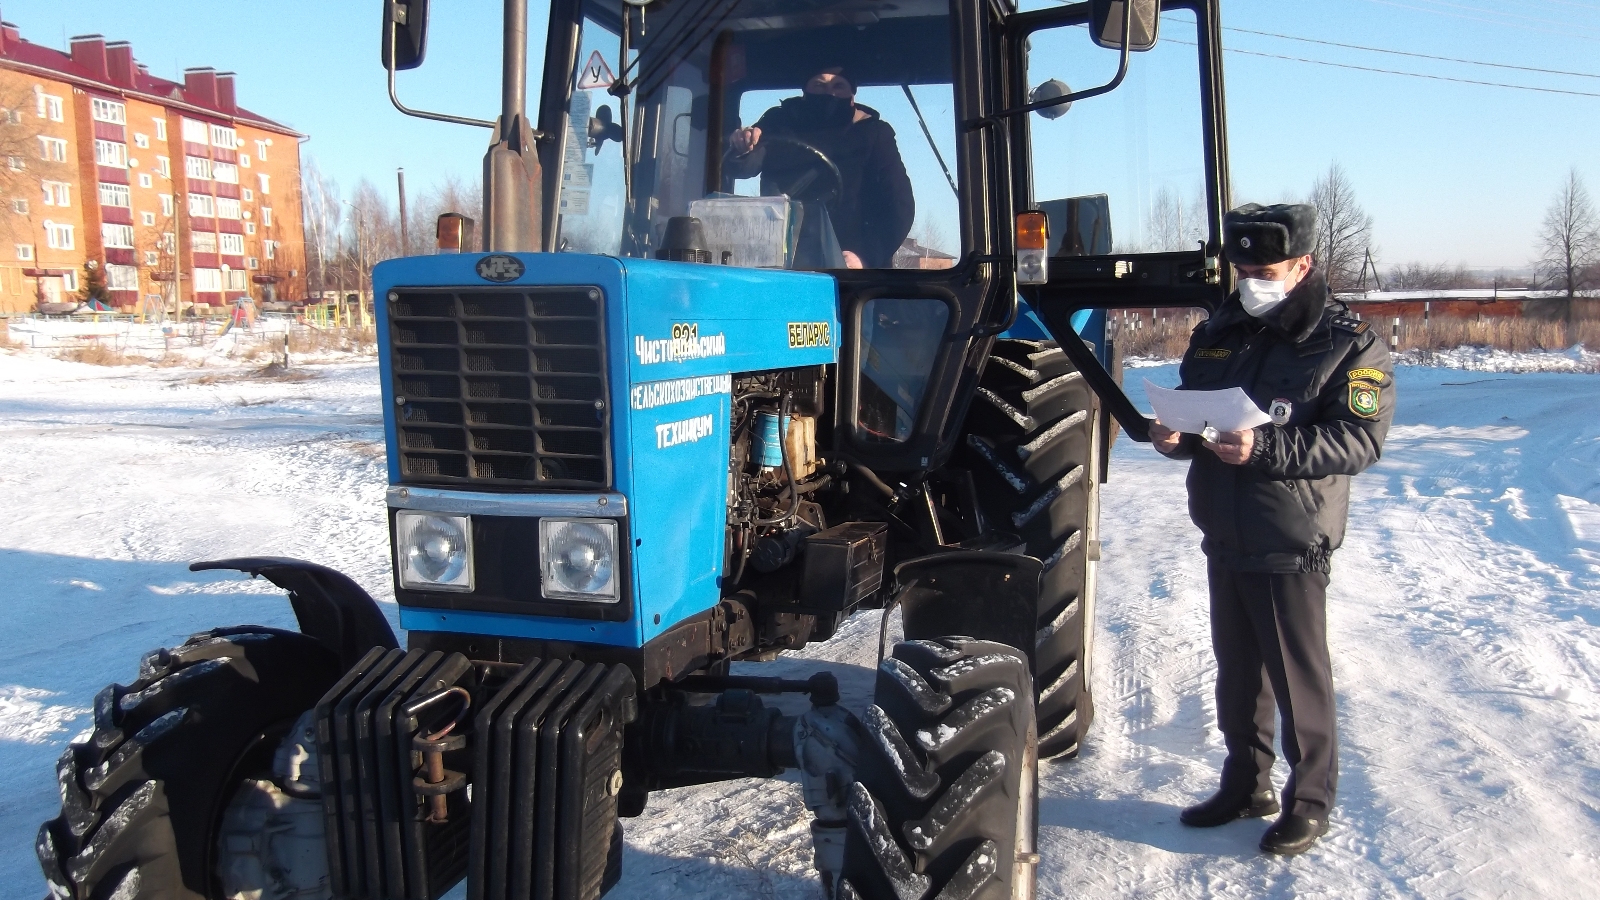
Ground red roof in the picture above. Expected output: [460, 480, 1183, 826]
[0, 24, 300, 137]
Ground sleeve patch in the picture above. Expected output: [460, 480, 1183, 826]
[1193, 348, 1231, 359]
[1347, 367, 1386, 384]
[1349, 381, 1381, 418]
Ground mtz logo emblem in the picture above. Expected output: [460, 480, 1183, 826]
[476, 254, 525, 283]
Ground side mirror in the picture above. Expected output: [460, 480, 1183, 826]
[1090, 0, 1160, 52]
[1029, 80, 1073, 120]
[381, 0, 431, 71]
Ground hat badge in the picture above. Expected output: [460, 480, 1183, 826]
[1239, 236, 1252, 248]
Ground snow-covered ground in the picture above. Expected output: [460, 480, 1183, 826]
[1, 350, 1597, 896]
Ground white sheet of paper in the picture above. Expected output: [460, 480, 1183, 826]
[1143, 379, 1272, 435]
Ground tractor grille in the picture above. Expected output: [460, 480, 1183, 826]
[388, 287, 611, 489]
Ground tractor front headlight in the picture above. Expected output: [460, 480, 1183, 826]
[396, 511, 474, 592]
[539, 518, 619, 602]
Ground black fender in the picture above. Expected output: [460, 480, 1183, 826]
[893, 550, 1042, 666]
[190, 557, 399, 670]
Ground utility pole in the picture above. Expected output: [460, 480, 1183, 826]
[398, 167, 409, 256]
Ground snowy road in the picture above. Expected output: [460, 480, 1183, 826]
[1, 352, 1596, 897]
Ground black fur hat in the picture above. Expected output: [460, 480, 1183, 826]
[1223, 203, 1318, 265]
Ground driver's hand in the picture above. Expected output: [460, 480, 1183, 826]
[842, 250, 864, 269]
[730, 126, 762, 155]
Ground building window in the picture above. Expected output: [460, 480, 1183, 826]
[181, 118, 209, 145]
[141, 211, 156, 226]
[44, 221, 74, 250]
[239, 154, 251, 168]
[156, 156, 170, 177]
[245, 222, 256, 235]
[212, 162, 239, 184]
[247, 256, 259, 269]
[264, 239, 277, 260]
[62, 270, 78, 292]
[257, 173, 270, 194]
[220, 232, 245, 255]
[102, 223, 135, 248]
[38, 93, 64, 122]
[106, 264, 138, 291]
[38, 137, 68, 162]
[2, 108, 20, 124]
[188, 194, 216, 218]
[133, 133, 149, 149]
[209, 125, 238, 149]
[255, 139, 269, 160]
[262, 207, 273, 227]
[216, 197, 242, 219]
[138, 173, 152, 189]
[99, 183, 131, 208]
[144, 250, 159, 266]
[16, 243, 33, 261]
[159, 232, 175, 252]
[192, 268, 222, 292]
[7, 156, 22, 171]
[160, 194, 173, 217]
[185, 156, 212, 180]
[192, 232, 218, 253]
[43, 181, 71, 206]
[242, 188, 253, 202]
[154, 118, 167, 140]
[11, 198, 27, 214]
[90, 98, 127, 125]
[95, 140, 128, 168]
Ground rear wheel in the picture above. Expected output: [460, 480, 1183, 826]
[37, 628, 340, 900]
[959, 339, 1102, 759]
[838, 638, 1037, 900]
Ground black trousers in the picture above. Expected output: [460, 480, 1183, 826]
[1207, 560, 1338, 819]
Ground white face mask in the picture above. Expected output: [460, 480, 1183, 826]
[1238, 277, 1289, 317]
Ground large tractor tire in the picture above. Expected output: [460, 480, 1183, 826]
[38, 627, 342, 900]
[959, 338, 1102, 760]
[838, 638, 1037, 900]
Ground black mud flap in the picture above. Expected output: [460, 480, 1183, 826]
[894, 550, 1043, 666]
[469, 658, 638, 900]
[191, 556, 399, 669]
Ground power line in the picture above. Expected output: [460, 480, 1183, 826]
[1164, 36, 1600, 97]
[1223, 26, 1600, 80]
[1399, 0, 1600, 31]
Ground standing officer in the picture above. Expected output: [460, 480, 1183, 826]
[1149, 203, 1395, 855]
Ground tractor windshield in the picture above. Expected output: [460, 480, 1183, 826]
[557, 0, 960, 270]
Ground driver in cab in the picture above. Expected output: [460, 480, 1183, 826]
[726, 66, 916, 269]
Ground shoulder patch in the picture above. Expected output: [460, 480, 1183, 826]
[1193, 348, 1231, 360]
[1348, 367, 1385, 384]
[1331, 315, 1370, 334]
[1349, 381, 1381, 418]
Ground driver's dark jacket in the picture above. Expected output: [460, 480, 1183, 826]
[1166, 268, 1395, 573]
[725, 100, 915, 267]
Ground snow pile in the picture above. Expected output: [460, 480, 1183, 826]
[2, 356, 1598, 897]
[4, 316, 375, 367]
[1395, 344, 1600, 373]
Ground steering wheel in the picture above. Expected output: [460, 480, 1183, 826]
[727, 133, 843, 205]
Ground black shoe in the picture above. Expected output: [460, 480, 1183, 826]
[1259, 813, 1330, 855]
[1179, 789, 1280, 828]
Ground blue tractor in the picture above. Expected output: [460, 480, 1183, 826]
[38, 1, 1233, 897]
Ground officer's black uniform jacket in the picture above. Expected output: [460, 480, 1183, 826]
[1167, 268, 1395, 573]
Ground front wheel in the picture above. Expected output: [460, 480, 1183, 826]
[838, 638, 1037, 900]
[37, 628, 340, 900]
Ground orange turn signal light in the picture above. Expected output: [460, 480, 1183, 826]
[1016, 210, 1049, 251]
[436, 213, 475, 253]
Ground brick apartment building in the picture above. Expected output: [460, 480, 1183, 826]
[0, 20, 305, 314]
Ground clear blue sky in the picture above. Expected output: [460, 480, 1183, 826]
[8, 0, 1599, 268]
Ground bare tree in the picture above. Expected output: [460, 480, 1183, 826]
[1385, 262, 1487, 291]
[301, 158, 344, 302]
[408, 174, 483, 253]
[345, 177, 403, 297]
[1308, 162, 1374, 292]
[1536, 167, 1598, 302]
[1145, 186, 1205, 252]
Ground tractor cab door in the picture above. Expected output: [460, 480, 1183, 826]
[1007, 0, 1231, 441]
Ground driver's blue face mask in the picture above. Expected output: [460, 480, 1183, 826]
[793, 92, 854, 128]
